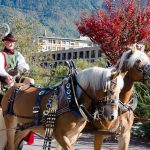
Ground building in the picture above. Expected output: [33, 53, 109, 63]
[31, 46, 101, 66]
[50, 46, 101, 65]
[31, 35, 101, 67]
[38, 35, 94, 52]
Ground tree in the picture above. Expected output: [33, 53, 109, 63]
[76, 0, 150, 64]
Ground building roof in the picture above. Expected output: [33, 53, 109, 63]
[38, 36, 91, 42]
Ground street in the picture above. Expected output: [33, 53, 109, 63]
[23, 134, 150, 150]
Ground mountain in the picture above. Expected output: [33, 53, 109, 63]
[0, 0, 102, 38]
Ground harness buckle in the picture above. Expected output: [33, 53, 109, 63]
[33, 106, 40, 114]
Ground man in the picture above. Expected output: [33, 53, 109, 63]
[0, 32, 34, 87]
[0, 32, 35, 149]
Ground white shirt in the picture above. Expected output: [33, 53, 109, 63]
[0, 51, 29, 77]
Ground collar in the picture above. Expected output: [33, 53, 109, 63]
[3, 47, 14, 55]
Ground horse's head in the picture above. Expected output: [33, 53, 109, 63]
[97, 69, 124, 121]
[117, 43, 150, 84]
[77, 67, 124, 121]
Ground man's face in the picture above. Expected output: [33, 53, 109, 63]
[4, 41, 16, 50]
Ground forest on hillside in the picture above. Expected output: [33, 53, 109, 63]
[0, 0, 102, 37]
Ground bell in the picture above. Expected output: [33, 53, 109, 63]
[66, 89, 71, 94]
[39, 90, 45, 95]
[43, 110, 49, 116]
[63, 77, 69, 84]
[66, 83, 71, 89]
[46, 103, 52, 109]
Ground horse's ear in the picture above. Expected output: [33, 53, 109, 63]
[139, 44, 145, 52]
[111, 70, 120, 80]
[141, 45, 145, 51]
[131, 43, 137, 54]
[120, 60, 128, 73]
[120, 70, 128, 78]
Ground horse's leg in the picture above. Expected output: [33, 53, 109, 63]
[55, 132, 81, 150]
[15, 129, 31, 150]
[118, 130, 131, 150]
[14, 125, 45, 149]
[117, 112, 134, 150]
[0, 109, 7, 150]
[55, 135, 73, 150]
[94, 134, 105, 150]
[4, 115, 17, 150]
[56, 140, 63, 150]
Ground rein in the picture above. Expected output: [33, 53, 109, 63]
[119, 91, 137, 112]
[70, 75, 94, 122]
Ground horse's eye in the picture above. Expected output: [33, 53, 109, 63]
[109, 90, 114, 94]
[136, 59, 141, 64]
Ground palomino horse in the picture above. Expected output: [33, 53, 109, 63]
[1, 66, 124, 150]
[93, 43, 150, 150]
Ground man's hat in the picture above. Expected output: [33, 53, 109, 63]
[2, 32, 17, 42]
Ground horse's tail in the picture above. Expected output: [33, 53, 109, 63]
[0, 108, 7, 150]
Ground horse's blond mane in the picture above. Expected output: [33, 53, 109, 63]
[77, 66, 111, 92]
[76, 66, 123, 98]
[118, 50, 150, 70]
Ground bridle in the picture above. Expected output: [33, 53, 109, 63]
[120, 49, 150, 83]
[93, 78, 119, 119]
[136, 63, 150, 83]
[127, 43, 150, 83]
[76, 74, 120, 121]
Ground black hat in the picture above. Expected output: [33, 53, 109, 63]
[2, 32, 17, 42]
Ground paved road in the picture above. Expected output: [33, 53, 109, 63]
[23, 134, 150, 150]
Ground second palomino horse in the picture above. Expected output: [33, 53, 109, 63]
[93, 43, 150, 150]
[1, 66, 124, 150]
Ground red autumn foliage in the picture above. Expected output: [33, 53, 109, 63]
[76, 0, 150, 64]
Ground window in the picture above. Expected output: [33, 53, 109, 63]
[62, 53, 66, 60]
[49, 39, 52, 43]
[98, 50, 101, 57]
[59, 62, 63, 65]
[79, 51, 83, 58]
[85, 51, 89, 58]
[52, 54, 55, 60]
[68, 53, 72, 59]
[73, 52, 77, 59]
[53, 40, 56, 44]
[70, 41, 75, 45]
[57, 53, 61, 60]
[91, 50, 96, 58]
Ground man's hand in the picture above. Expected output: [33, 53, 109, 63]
[5, 75, 14, 86]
